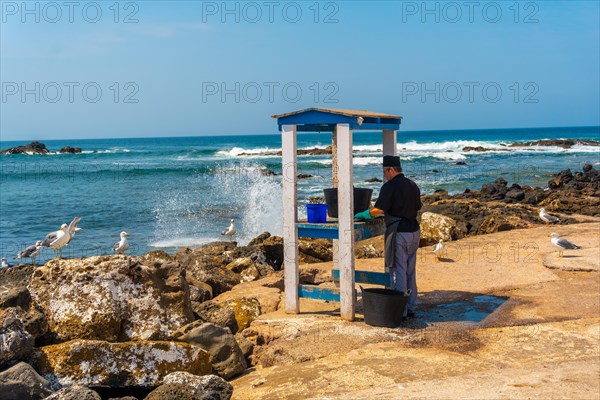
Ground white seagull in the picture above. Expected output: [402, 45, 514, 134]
[550, 232, 580, 257]
[539, 208, 560, 223]
[41, 224, 71, 259]
[113, 231, 129, 254]
[1, 258, 12, 268]
[221, 219, 236, 240]
[16, 241, 44, 266]
[433, 239, 445, 261]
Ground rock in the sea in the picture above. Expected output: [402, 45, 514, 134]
[0, 362, 53, 400]
[0, 308, 35, 369]
[172, 322, 247, 379]
[28, 256, 194, 342]
[30, 340, 211, 388]
[419, 212, 466, 246]
[191, 300, 238, 334]
[221, 298, 261, 331]
[0, 141, 50, 155]
[509, 139, 600, 149]
[58, 146, 82, 154]
[161, 372, 233, 400]
[43, 385, 101, 400]
[365, 177, 382, 183]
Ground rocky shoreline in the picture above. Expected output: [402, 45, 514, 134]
[1, 164, 598, 399]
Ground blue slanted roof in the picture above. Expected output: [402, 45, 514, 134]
[272, 108, 402, 132]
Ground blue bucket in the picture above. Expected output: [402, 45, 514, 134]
[306, 204, 328, 223]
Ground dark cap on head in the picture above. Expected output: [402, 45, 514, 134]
[383, 155, 401, 167]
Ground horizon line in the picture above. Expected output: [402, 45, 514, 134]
[1, 124, 598, 143]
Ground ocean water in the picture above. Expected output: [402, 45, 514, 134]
[1, 126, 598, 263]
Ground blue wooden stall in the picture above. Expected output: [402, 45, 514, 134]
[273, 108, 402, 321]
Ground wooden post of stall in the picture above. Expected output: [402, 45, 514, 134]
[331, 128, 339, 273]
[336, 123, 355, 321]
[282, 124, 299, 313]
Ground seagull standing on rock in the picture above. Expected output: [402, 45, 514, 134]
[1, 258, 12, 268]
[113, 232, 129, 254]
[539, 208, 560, 223]
[41, 224, 71, 259]
[221, 219, 236, 240]
[16, 241, 44, 266]
[550, 232, 580, 257]
[433, 239, 445, 261]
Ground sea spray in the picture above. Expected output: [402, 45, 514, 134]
[150, 162, 283, 249]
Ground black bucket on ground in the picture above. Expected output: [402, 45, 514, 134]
[361, 286, 410, 328]
[323, 187, 373, 218]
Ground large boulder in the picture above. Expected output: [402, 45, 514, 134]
[43, 385, 100, 400]
[175, 248, 241, 296]
[0, 265, 48, 339]
[187, 276, 213, 304]
[191, 301, 238, 334]
[28, 256, 194, 342]
[30, 340, 211, 388]
[161, 372, 233, 400]
[0, 308, 35, 369]
[0, 362, 53, 400]
[212, 276, 282, 315]
[172, 322, 247, 379]
[419, 212, 465, 246]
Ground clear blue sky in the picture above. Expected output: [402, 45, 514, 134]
[1, 1, 599, 140]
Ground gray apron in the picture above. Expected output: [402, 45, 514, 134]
[383, 214, 403, 274]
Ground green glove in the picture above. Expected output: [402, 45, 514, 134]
[354, 209, 372, 220]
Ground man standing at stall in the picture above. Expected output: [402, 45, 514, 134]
[354, 155, 422, 319]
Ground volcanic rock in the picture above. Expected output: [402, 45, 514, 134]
[30, 339, 211, 388]
[0, 362, 53, 400]
[58, 147, 82, 154]
[161, 372, 233, 400]
[28, 256, 194, 342]
[509, 139, 599, 149]
[221, 298, 261, 331]
[191, 300, 238, 334]
[0, 141, 50, 155]
[43, 385, 101, 400]
[172, 322, 247, 379]
[0, 308, 35, 369]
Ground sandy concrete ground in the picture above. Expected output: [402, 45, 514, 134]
[232, 222, 600, 400]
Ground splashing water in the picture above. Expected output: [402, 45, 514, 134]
[150, 162, 282, 250]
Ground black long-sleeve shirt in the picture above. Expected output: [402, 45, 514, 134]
[374, 174, 422, 232]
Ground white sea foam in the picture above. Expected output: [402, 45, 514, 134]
[352, 157, 382, 166]
[148, 237, 216, 248]
[81, 148, 131, 154]
[217, 147, 278, 157]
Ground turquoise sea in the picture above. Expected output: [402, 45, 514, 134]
[1, 126, 598, 263]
